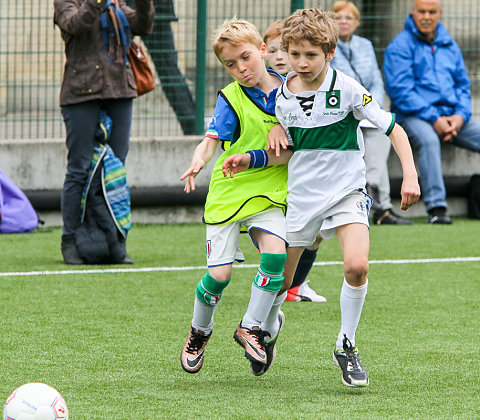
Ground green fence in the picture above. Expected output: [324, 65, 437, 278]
[0, 0, 479, 140]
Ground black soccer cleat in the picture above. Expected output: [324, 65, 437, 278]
[333, 334, 369, 387]
[251, 310, 285, 376]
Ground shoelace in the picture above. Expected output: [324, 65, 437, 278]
[248, 328, 271, 347]
[186, 330, 208, 354]
[342, 334, 363, 372]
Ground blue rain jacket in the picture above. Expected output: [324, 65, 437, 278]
[383, 15, 471, 124]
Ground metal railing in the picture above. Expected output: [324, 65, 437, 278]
[0, 0, 478, 139]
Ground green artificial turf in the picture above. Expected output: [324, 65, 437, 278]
[1, 220, 479, 419]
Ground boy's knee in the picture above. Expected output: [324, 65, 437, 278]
[208, 266, 232, 283]
[344, 257, 369, 281]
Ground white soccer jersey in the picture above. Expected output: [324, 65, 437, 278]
[276, 67, 395, 232]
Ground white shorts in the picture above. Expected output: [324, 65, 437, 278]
[205, 207, 287, 267]
[287, 189, 371, 246]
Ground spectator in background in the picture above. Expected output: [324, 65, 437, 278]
[263, 19, 292, 77]
[384, 0, 480, 224]
[54, 0, 154, 264]
[143, 0, 196, 135]
[331, 1, 412, 226]
[264, 19, 326, 303]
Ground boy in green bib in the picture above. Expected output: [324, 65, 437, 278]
[180, 18, 289, 376]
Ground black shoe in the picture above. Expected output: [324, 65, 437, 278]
[121, 252, 134, 264]
[428, 207, 452, 224]
[61, 235, 84, 265]
[333, 334, 369, 387]
[251, 311, 285, 376]
[373, 209, 412, 225]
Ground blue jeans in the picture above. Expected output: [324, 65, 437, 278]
[61, 99, 133, 236]
[400, 117, 480, 211]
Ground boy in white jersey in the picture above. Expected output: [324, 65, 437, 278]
[223, 8, 421, 387]
[179, 18, 290, 376]
[264, 19, 326, 304]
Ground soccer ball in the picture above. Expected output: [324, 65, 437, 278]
[3, 382, 68, 420]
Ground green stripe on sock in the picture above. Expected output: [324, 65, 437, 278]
[260, 253, 287, 275]
[253, 253, 287, 292]
[196, 272, 230, 306]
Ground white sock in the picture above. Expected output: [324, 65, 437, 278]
[261, 291, 287, 341]
[241, 284, 278, 330]
[336, 278, 368, 349]
[192, 296, 216, 335]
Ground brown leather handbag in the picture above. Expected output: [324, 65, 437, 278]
[110, 0, 155, 96]
[128, 40, 156, 96]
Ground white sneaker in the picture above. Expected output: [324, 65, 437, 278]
[297, 281, 327, 303]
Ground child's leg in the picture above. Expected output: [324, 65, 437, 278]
[290, 235, 323, 288]
[261, 245, 304, 337]
[181, 222, 239, 374]
[192, 265, 232, 334]
[241, 229, 287, 330]
[335, 223, 369, 348]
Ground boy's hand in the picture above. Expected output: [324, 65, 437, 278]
[400, 174, 421, 210]
[267, 124, 289, 157]
[180, 160, 205, 193]
[222, 153, 251, 178]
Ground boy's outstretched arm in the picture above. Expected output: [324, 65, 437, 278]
[222, 148, 293, 178]
[388, 123, 421, 210]
[180, 137, 219, 193]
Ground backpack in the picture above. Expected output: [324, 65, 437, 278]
[74, 143, 132, 264]
[0, 169, 38, 233]
[468, 174, 480, 219]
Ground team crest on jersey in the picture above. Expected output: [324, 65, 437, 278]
[206, 240, 211, 258]
[255, 273, 271, 287]
[362, 94, 372, 106]
[203, 291, 220, 305]
[326, 90, 340, 109]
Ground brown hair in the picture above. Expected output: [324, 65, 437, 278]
[330, 1, 361, 20]
[212, 18, 264, 60]
[263, 19, 284, 45]
[282, 8, 339, 55]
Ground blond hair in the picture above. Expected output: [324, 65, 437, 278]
[212, 18, 264, 60]
[282, 8, 338, 55]
[263, 19, 284, 44]
[330, 1, 361, 21]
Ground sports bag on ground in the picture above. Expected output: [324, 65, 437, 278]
[75, 143, 132, 264]
[0, 169, 38, 233]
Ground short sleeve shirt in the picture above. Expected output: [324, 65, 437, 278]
[275, 67, 395, 232]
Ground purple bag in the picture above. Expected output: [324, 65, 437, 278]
[0, 169, 38, 233]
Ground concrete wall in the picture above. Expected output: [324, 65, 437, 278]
[0, 137, 218, 226]
[1, 137, 479, 226]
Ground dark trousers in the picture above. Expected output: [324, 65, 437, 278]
[60, 98, 133, 236]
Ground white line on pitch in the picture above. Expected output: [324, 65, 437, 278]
[0, 256, 479, 277]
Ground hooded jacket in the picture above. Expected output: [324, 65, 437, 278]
[383, 15, 471, 124]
